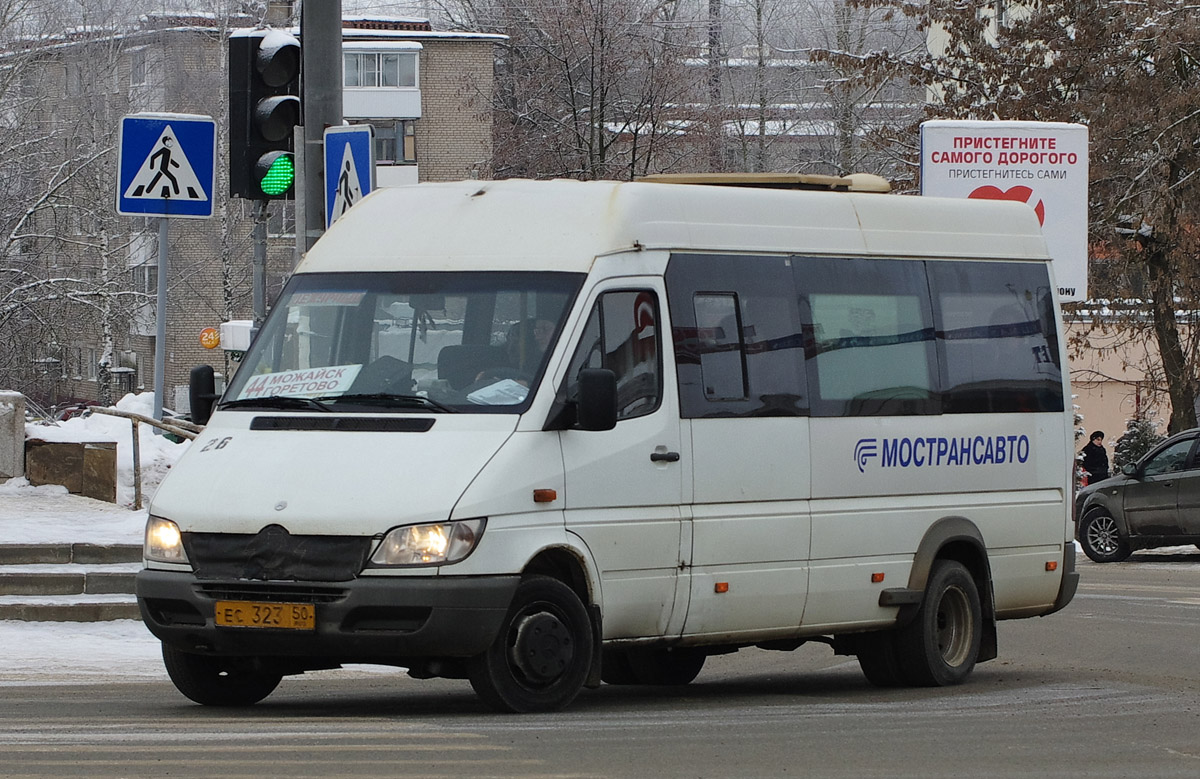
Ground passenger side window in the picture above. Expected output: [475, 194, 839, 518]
[667, 254, 807, 418]
[563, 291, 662, 421]
[929, 261, 1064, 413]
[1142, 439, 1196, 477]
[800, 258, 938, 416]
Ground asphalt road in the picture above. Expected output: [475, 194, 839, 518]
[3, 550, 1199, 778]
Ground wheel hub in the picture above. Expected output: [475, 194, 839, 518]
[509, 611, 574, 684]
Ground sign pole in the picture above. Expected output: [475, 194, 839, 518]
[153, 216, 170, 423]
[116, 112, 216, 425]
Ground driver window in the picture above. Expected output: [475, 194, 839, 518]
[564, 290, 662, 421]
[1142, 438, 1195, 477]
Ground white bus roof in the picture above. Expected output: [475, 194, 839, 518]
[300, 178, 1050, 274]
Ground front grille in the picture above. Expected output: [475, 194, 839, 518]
[195, 582, 348, 603]
[183, 526, 373, 582]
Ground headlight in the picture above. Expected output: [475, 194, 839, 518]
[144, 516, 189, 564]
[369, 518, 486, 567]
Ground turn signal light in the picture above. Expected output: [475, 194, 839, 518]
[1046, 561, 1058, 571]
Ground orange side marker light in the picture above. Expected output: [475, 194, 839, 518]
[714, 582, 729, 594]
[871, 572, 885, 583]
[533, 489, 558, 503]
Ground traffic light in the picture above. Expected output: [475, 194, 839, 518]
[229, 29, 300, 200]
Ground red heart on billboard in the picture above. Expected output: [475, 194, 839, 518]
[968, 185, 1045, 225]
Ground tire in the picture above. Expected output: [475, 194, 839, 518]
[161, 645, 282, 707]
[894, 560, 982, 687]
[1079, 511, 1131, 563]
[856, 633, 908, 688]
[603, 647, 706, 686]
[467, 575, 594, 713]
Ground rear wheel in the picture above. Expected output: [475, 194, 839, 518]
[894, 560, 982, 687]
[467, 576, 593, 713]
[1079, 511, 1131, 563]
[161, 645, 281, 707]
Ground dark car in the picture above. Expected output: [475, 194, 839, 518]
[1075, 428, 1200, 562]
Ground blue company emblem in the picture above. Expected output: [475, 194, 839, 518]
[854, 434, 1031, 473]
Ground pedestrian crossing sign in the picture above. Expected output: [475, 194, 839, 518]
[324, 125, 375, 229]
[117, 113, 216, 219]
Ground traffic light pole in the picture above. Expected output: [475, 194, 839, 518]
[299, 0, 343, 253]
[252, 200, 268, 325]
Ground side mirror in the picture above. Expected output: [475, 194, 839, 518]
[188, 365, 219, 426]
[576, 368, 617, 431]
[1121, 462, 1138, 477]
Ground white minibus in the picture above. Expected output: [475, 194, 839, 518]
[136, 175, 1078, 712]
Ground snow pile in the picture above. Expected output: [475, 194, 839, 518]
[22, 392, 190, 509]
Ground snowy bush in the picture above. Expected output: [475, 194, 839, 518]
[1113, 417, 1165, 469]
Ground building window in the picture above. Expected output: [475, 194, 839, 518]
[130, 49, 147, 86]
[374, 120, 417, 164]
[344, 52, 417, 88]
[65, 63, 82, 96]
[131, 265, 157, 294]
[267, 201, 296, 238]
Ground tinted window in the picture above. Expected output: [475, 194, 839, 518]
[667, 255, 807, 418]
[799, 258, 938, 416]
[929, 261, 1065, 413]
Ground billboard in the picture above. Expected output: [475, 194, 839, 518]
[920, 120, 1089, 302]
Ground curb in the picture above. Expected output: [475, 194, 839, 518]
[0, 601, 141, 622]
[0, 544, 141, 565]
[0, 572, 137, 596]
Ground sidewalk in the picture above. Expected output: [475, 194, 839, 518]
[0, 480, 146, 545]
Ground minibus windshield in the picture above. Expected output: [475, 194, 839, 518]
[222, 271, 584, 413]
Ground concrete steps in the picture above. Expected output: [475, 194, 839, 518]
[0, 544, 141, 622]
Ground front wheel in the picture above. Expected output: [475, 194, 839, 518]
[894, 560, 982, 687]
[1079, 511, 1131, 563]
[467, 576, 594, 713]
[161, 645, 281, 707]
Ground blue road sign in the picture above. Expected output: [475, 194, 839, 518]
[117, 113, 216, 219]
[324, 125, 375, 228]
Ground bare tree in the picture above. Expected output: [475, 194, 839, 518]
[437, 0, 713, 180]
[0, 1, 150, 406]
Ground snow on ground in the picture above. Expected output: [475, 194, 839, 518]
[0, 620, 165, 683]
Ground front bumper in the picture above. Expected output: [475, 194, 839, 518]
[136, 569, 520, 661]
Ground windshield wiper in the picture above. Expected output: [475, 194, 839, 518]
[218, 396, 334, 412]
[316, 393, 458, 413]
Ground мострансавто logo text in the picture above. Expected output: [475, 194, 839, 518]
[854, 435, 1030, 474]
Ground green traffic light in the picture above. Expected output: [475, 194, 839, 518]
[258, 152, 295, 196]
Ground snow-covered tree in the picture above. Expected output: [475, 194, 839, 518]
[1113, 416, 1165, 470]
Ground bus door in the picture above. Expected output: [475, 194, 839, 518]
[558, 284, 691, 639]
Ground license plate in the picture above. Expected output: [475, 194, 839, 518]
[214, 600, 315, 630]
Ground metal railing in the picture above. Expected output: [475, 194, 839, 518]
[84, 407, 203, 510]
